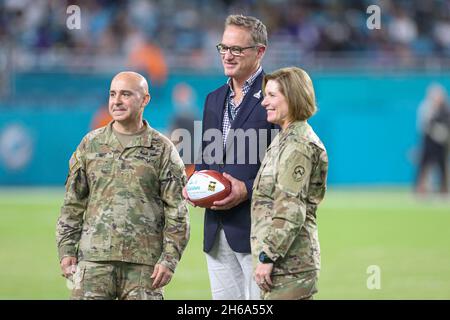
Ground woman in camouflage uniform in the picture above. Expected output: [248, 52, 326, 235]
[251, 67, 328, 300]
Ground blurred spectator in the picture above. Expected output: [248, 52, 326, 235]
[3, 0, 450, 68]
[91, 104, 112, 130]
[168, 82, 201, 178]
[127, 39, 168, 85]
[388, 7, 418, 45]
[168, 82, 200, 178]
[433, 16, 450, 55]
[415, 83, 450, 195]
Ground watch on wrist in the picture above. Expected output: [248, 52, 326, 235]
[259, 251, 274, 264]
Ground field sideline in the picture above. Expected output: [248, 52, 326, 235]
[0, 187, 449, 299]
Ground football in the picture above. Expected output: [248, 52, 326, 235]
[186, 170, 231, 208]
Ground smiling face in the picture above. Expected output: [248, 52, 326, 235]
[261, 79, 291, 130]
[108, 72, 150, 127]
[220, 25, 263, 83]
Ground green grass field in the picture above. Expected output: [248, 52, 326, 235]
[0, 187, 449, 299]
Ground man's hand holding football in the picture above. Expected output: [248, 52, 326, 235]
[210, 173, 248, 210]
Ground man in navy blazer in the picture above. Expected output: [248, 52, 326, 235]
[187, 15, 277, 300]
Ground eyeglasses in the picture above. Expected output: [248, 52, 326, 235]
[216, 43, 258, 56]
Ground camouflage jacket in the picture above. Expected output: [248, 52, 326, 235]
[251, 120, 328, 275]
[56, 121, 189, 272]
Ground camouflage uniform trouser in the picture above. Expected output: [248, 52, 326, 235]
[70, 260, 163, 300]
[262, 270, 318, 300]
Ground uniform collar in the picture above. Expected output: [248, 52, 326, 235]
[279, 120, 307, 140]
[105, 120, 153, 150]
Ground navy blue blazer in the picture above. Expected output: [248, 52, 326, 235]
[196, 71, 278, 253]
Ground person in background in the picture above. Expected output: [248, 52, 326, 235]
[169, 82, 200, 179]
[415, 83, 450, 195]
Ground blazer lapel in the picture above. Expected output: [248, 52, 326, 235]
[216, 84, 229, 129]
[229, 72, 264, 131]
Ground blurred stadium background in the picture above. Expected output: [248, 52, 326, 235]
[0, 0, 449, 299]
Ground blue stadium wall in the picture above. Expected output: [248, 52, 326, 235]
[1, 71, 449, 186]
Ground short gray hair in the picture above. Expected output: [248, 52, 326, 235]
[225, 14, 268, 46]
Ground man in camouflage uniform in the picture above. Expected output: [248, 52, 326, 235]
[251, 67, 328, 300]
[56, 71, 189, 300]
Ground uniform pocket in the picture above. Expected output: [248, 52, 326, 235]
[86, 152, 114, 174]
[263, 271, 318, 300]
[137, 265, 163, 300]
[70, 263, 86, 300]
[73, 264, 85, 288]
[257, 173, 275, 196]
[254, 160, 275, 197]
[71, 261, 115, 300]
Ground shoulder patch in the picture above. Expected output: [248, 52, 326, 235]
[293, 165, 305, 182]
[69, 153, 78, 171]
[68, 152, 82, 174]
[277, 148, 312, 196]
